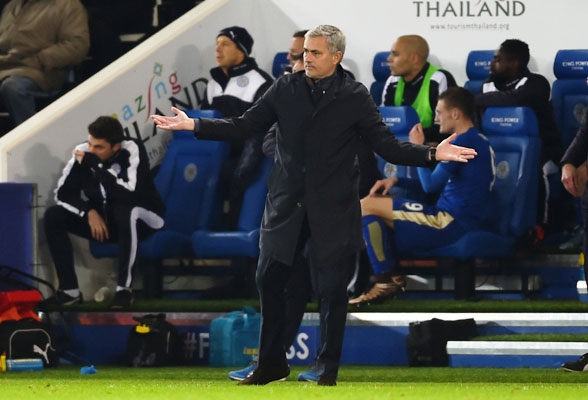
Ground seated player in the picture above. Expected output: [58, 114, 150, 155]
[42, 116, 165, 309]
[350, 87, 495, 305]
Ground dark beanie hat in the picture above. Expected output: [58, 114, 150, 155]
[217, 26, 253, 56]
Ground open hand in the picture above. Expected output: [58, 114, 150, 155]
[435, 133, 477, 163]
[151, 107, 195, 131]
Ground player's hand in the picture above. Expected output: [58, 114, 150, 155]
[87, 209, 109, 242]
[436, 133, 477, 163]
[74, 150, 85, 164]
[408, 123, 425, 145]
[562, 163, 583, 197]
[151, 107, 195, 131]
[561, 163, 578, 196]
[369, 177, 398, 197]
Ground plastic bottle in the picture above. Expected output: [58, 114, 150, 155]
[0, 354, 43, 372]
[94, 286, 113, 303]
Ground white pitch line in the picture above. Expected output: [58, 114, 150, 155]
[447, 341, 588, 356]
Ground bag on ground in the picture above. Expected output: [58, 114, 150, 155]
[405, 318, 478, 366]
[125, 313, 181, 367]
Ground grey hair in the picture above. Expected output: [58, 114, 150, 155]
[305, 25, 346, 56]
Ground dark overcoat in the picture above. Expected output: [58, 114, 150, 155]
[197, 66, 432, 266]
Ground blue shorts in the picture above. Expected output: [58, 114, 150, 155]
[391, 197, 467, 253]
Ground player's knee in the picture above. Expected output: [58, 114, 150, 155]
[360, 196, 381, 216]
[44, 205, 66, 229]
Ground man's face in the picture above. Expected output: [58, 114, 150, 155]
[387, 39, 414, 78]
[87, 135, 119, 162]
[287, 36, 304, 67]
[303, 36, 341, 79]
[434, 99, 456, 134]
[489, 48, 514, 80]
[215, 35, 244, 69]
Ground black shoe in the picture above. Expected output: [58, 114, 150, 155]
[238, 363, 290, 385]
[317, 375, 337, 386]
[39, 291, 83, 308]
[110, 290, 133, 310]
[562, 353, 588, 372]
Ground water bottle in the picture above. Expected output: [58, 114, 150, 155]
[0, 354, 44, 372]
[94, 286, 113, 303]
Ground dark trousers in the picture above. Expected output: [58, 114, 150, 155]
[44, 205, 163, 290]
[256, 228, 355, 378]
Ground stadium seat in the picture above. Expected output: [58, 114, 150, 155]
[0, 183, 36, 290]
[377, 106, 425, 200]
[190, 156, 273, 297]
[552, 49, 588, 148]
[192, 156, 273, 258]
[370, 51, 390, 105]
[272, 52, 289, 78]
[464, 50, 494, 94]
[90, 109, 229, 295]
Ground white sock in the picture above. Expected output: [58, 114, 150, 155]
[116, 286, 132, 293]
[63, 288, 80, 298]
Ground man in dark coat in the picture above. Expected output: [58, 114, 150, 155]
[561, 112, 588, 276]
[152, 25, 476, 386]
[560, 109, 588, 372]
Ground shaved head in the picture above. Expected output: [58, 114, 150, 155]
[387, 34, 430, 81]
[396, 35, 429, 63]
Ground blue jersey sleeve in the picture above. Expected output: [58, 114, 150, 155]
[418, 133, 471, 193]
[417, 164, 452, 193]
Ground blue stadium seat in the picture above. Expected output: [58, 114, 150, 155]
[377, 106, 425, 200]
[272, 52, 289, 78]
[0, 183, 35, 289]
[378, 106, 420, 135]
[90, 109, 229, 293]
[370, 51, 390, 105]
[464, 50, 494, 94]
[414, 107, 540, 259]
[552, 49, 588, 148]
[192, 156, 273, 258]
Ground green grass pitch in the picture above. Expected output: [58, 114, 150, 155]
[2, 366, 588, 399]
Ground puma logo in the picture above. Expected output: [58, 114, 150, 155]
[33, 343, 50, 364]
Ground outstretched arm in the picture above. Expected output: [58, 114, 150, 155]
[152, 81, 278, 143]
[151, 107, 195, 131]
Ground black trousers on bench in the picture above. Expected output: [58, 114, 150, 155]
[44, 205, 163, 291]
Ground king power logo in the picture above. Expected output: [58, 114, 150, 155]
[413, 0, 526, 18]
